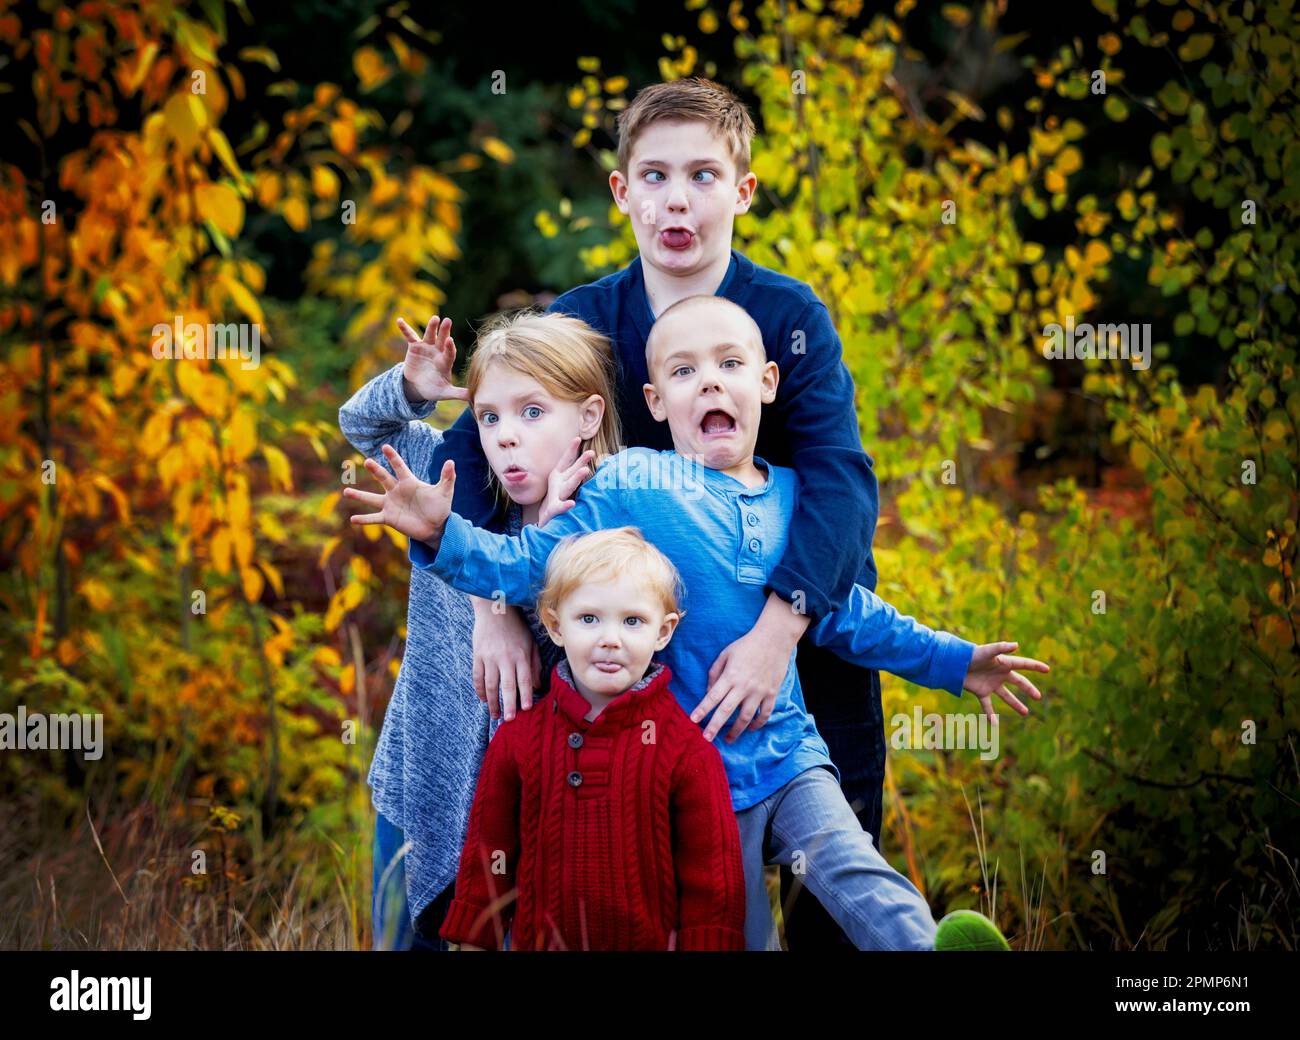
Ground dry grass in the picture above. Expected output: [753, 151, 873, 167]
[0, 786, 366, 951]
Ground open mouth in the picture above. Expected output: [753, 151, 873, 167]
[502, 465, 528, 483]
[660, 226, 694, 250]
[699, 409, 737, 438]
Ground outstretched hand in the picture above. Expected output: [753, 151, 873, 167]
[397, 314, 469, 404]
[344, 443, 455, 546]
[963, 642, 1049, 722]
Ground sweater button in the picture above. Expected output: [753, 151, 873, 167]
[567, 732, 584, 749]
[567, 771, 583, 788]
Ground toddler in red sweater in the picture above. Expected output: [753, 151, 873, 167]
[439, 527, 746, 950]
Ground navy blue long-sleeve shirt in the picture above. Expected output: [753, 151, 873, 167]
[429, 248, 878, 620]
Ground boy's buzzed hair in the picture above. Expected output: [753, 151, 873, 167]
[616, 77, 757, 178]
[645, 295, 767, 369]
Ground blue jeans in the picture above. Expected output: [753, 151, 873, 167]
[371, 812, 448, 951]
[734, 765, 937, 951]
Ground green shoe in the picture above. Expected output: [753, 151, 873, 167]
[934, 909, 1011, 951]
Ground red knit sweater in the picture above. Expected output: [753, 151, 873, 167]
[439, 660, 745, 951]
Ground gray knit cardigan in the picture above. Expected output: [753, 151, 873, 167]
[339, 362, 560, 921]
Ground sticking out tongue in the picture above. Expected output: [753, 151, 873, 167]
[702, 411, 734, 434]
[661, 228, 693, 249]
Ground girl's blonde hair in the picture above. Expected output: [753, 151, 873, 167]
[464, 310, 622, 515]
[536, 527, 686, 633]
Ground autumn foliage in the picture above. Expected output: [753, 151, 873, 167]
[2, 0, 1297, 949]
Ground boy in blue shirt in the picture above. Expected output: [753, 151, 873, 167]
[345, 294, 1049, 949]
[427, 77, 888, 947]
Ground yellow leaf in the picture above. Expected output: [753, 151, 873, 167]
[314, 646, 342, 668]
[207, 128, 243, 180]
[228, 408, 257, 462]
[259, 560, 285, 598]
[311, 164, 340, 200]
[238, 46, 281, 71]
[481, 137, 515, 164]
[164, 92, 202, 151]
[317, 491, 340, 519]
[241, 565, 265, 602]
[330, 117, 357, 156]
[257, 170, 283, 208]
[78, 579, 113, 612]
[263, 444, 293, 491]
[231, 524, 254, 570]
[353, 46, 392, 91]
[283, 195, 309, 231]
[220, 274, 264, 325]
[212, 527, 233, 574]
[1084, 240, 1112, 266]
[318, 535, 341, 569]
[91, 475, 131, 522]
[197, 182, 245, 238]
[1054, 146, 1082, 176]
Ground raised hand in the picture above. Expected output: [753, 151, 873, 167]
[962, 642, 1049, 722]
[536, 436, 596, 527]
[344, 444, 455, 545]
[397, 314, 470, 404]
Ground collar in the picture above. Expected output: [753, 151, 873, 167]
[629, 248, 749, 345]
[550, 659, 673, 731]
[693, 453, 774, 498]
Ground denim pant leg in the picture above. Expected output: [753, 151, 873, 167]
[372, 811, 415, 951]
[734, 799, 782, 952]
[766, 766, 937, 951]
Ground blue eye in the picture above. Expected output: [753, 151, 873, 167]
[624, 617, 643, 628]
[672, 365, 693, 377]
[581, 614, 597, 625]
[479, 411, 498, 426]
[645, 170, 665, 182]
[523, 405, 543, 419]
[695, 170, 717, 183]
[722, 358, 740, 369]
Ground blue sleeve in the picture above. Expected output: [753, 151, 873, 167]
[429, 401, 501, 533]
[408, 458, 626, 605]
[767, 300, 878, 619]
[808, 584, 974, 697]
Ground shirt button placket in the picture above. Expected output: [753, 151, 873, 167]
[567, 730, 584, 790]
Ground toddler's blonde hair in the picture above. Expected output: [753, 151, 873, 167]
[536, 527, 686, 633]
[465, 310, 622, 514]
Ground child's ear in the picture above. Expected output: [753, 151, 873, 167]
[759, 360, 780, 404]
[609, 169, 630, 214]
[540, 607, 564, 645]
[655, 611, 680, 650]
[642, 382, 667, 423]
[579, 394, 605, 440]
[735, 170, 758, 215]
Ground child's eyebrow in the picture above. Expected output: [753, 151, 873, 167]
[662, 340, 746, 365]
[636, 156, 725, 169]
[474, 392, 542, 415]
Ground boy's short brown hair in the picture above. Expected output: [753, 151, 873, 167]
[615, 77, 757, 178]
